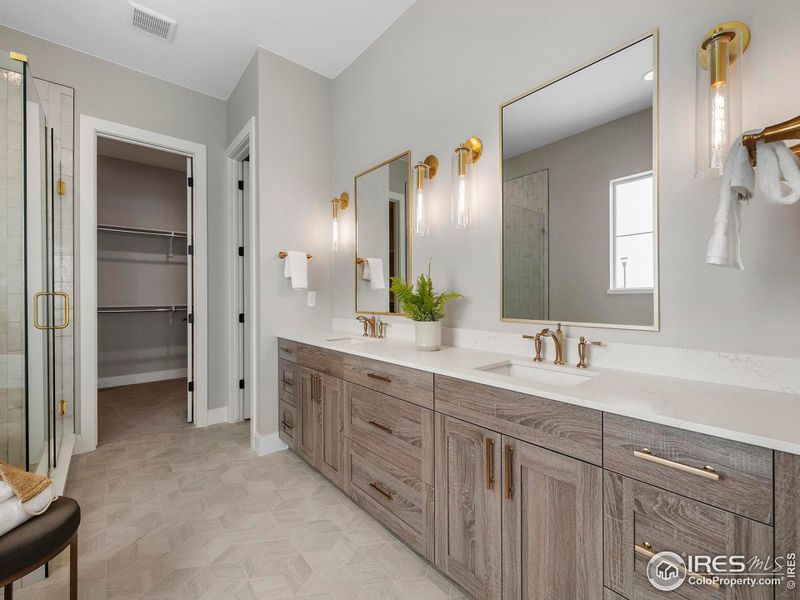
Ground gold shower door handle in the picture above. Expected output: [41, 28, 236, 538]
[33, 291, 70, 330]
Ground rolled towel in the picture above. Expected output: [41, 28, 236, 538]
[756, 141, 800, 205]
[0, 484, 57, 537]
[0, 460, 52, 502]
[283, 251, 308, 290]
[706, 136, 755, 270]
[0, 482, 13, 504]
[362, 258, 386, 290]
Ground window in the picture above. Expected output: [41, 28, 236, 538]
[609, 171, 654, 292]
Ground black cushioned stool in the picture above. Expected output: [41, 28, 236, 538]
[0, 497, 80, 599]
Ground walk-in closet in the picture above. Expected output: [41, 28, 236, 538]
[96, 137, 194, 444]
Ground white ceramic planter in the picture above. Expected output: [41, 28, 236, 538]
[415, 321, 442, 351]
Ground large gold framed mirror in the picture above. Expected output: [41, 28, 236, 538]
[354, 151, 412, 314]
[500, 32, 659, 330]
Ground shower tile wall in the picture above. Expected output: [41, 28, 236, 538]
[0, 68, 25, 466]
[33, 78, 74, 432]
[503, 169, 549, 320]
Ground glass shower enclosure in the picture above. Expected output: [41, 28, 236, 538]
[1, 51, 71, 475]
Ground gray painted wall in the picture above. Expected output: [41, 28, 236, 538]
[0, 25, 230, 411]
[330, 0, 800, 357]
[503, 109, 653, 326]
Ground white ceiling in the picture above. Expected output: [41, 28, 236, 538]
[98, 136, 187, 171]
[503, 36, 654, 159]
[0, 0, 416, 99]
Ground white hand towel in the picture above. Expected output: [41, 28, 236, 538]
[0, 484, 56, 537]
[362, 258, 386, 290]
[283, 251, 308, 290]
[0, 481, 13, 504]
[755, 141, 800, 205]
[705, 137, 755, 270]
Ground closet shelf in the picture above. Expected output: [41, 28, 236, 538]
[98, 305, 188, 314]
[97, 223, 188, 238]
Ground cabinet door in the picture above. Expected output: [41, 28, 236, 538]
[296, 366, 317, 464]
[317, 374, 344, 486]
[434, 415, 502, 600]
[502, 436, 603, 600]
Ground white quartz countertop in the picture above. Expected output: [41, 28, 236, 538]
[278, 331, 800, 455]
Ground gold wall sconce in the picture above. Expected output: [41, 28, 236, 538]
[695, 21, 750, 177]
[413, 155, 438, 236]
[452, 136, 482, 229]
[331, 192, 349, 252]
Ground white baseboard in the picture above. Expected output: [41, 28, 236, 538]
[206, 406, 229, 426]
[254, 432, 288, 456]
[98, 368, 188, 389]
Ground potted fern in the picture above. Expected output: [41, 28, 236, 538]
[389, 263, 461, 351]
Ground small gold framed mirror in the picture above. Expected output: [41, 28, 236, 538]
[354, 151, 412, 315]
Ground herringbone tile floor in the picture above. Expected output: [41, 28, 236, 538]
[16, 381, 466, 599]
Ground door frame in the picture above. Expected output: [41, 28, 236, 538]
[77, 115, 208, 454]
[225, 118, 258, 452]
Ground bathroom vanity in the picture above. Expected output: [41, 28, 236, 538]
[277, 334, 799, 600]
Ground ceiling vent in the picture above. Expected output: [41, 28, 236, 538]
[129, 2, 176, 42]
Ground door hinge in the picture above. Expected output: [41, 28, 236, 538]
[238, 180, 244, 191]
[238, 313, 244, 323]
[58, 399, 67, 416]
[187, 244, 193, 256]
[57, 179, 65, 196]
[187, 176, 193, 188]
[188, 381, 194, 392]
[187, 313, 194, 324]
[238, 246, 244, 257]
[239, 379, 245, 390]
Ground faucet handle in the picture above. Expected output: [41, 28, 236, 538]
[576, 337, 603, 368]
[523, 334, 544, 362]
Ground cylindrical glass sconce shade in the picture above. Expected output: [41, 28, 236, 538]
[451, 146, 473, 229]
[331, 200, 340, 252]
[413, 163, 430, 236]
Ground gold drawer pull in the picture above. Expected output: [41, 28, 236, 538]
[281, 420, 293, 432]
[369, 481, 393, 500]
[367, 372, 392, 383]
[368, 420, 393, 434]
[485, 438, 495, 490]
[281, 378, 293, 386]
[504, 444, 514, 499]
[634, 448, 720, 481]
[279, 346, 294, 354]
[635, 543, 721, 590]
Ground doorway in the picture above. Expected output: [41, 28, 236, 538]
[78, 116, 208, 454]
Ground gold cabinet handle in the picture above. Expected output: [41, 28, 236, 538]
[504, 443, 514, 499]
[485, 438, 495, 490]
[368, 420, 393, 434]
[635, 543, 721, 590]
[33, 291, 70, 330]
[279, 346, 294, 355]
[634, 448, 720, 481]
[369, 481, 393, 500]
[313, 374, 322, 402]
[367, 372, 392, 383]
[281, 419, 293, 432]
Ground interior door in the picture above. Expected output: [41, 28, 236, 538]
[186, 157, 194, 422]
[236, 158, 249, 419]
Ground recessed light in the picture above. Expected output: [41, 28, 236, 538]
[641, 70, 654, 81]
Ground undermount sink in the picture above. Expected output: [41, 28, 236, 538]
[475, 360, 597, 387]
[324, 336, 381, 344]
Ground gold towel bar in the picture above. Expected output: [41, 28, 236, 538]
[742, 114, 800, 165]
[278, 251, 312, 260]
[356, 257, 367, 264]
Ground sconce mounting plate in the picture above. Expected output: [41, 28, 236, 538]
[462, 136, 483, 164]
[698, 21, 750, 69]
[334, 192, 349, 210]
[422, 155, 439, 179]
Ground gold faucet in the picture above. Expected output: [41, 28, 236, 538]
[356, 314, 385, 338]
[524, 323, 565, 365]
[576, 336, 602, 368]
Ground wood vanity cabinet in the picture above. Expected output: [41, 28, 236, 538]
[296, 365, 316, 464]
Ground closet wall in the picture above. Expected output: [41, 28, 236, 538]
[96, 147, 188, 387]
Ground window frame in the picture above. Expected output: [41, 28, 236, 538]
[608, 170, 655, 293]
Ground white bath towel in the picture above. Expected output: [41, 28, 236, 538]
[362, 258, 386, 290]
[0, 483, 56, 537]
[705, 137, 755, 270]
[756, 141, 800, 205]
[283, 251, 308, 290]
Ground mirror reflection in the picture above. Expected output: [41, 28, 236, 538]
[355, 152, 411, 314]
[501, 35, 657, 328]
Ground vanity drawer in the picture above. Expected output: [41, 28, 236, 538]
[278, 400, 296, 450]
[344, 382, 434, 485]
[603, 414, 773, 524]
[278, 339, 298, 362]
[604, 472, 773, 600]
[341, 355, 433, 409]
[435, 375, 602, 465]
[345, 439, 434, 561]
[297, 343, 344, 378]
[278, 359, 296, 406]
